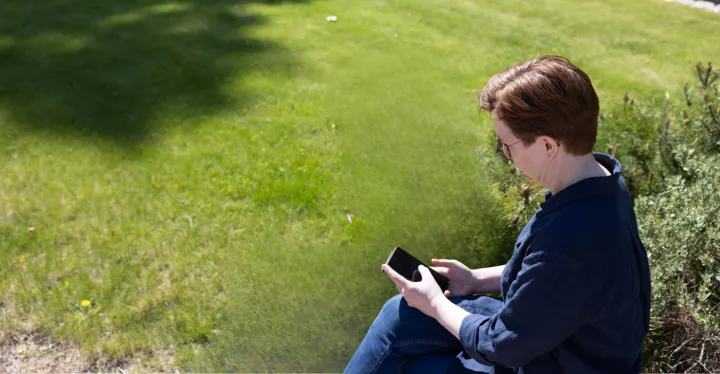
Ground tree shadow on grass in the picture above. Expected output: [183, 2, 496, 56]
[0, 0, 307, 146]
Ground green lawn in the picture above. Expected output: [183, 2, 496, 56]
[1, 0, 719, 371]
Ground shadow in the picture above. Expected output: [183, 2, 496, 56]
[0, 0, 307, 146]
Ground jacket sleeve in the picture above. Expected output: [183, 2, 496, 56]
[459, 249, 597, 368]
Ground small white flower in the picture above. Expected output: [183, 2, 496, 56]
[326, 15, 337, 22]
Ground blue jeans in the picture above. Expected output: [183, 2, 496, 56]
[344, 294, 505, 374]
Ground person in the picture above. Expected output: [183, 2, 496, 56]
[344, 55, 651, 374]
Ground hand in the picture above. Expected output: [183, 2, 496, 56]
[431, 259, 477, 297]
[381, 264, 446, 318]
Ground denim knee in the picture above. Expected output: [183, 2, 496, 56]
[372, 294, 404, 332]
[380, 294, 403, 316]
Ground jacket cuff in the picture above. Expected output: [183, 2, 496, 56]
[459, 314, 484, 361]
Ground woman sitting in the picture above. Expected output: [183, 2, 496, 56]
[344, 55, 651, 374]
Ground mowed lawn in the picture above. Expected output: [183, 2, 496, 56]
[1, 0, 719, 371]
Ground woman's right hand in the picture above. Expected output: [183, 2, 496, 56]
[430, 259, 478, 298]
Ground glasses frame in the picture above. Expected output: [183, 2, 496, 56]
[495, 138, 524, 160]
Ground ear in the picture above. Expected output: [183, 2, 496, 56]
[539, 136, 560, 159]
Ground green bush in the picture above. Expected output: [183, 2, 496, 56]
[596, 62, 720, 198]
[637, 153, 720, 372]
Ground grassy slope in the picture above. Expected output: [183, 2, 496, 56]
[0, 0, 718, 371]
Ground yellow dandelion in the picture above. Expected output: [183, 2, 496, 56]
[81, 300, 91, 308]
[19, 255, 25, 263]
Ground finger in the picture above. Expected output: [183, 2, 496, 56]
[431, 259, 458, 267]
[382, 264, 409, 288]
[430, 266, 449, 276]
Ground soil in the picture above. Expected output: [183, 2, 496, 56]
[0, 333, 148, 373]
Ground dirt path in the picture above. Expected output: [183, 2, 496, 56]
[0, 333, 142, 373]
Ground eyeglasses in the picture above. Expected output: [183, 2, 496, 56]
[495, 138, 524, 160]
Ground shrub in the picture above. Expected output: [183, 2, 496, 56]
[596, 62, 720, 198]
[637, 153, 720, 372]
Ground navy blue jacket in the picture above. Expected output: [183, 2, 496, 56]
[458, 153, 651, 374]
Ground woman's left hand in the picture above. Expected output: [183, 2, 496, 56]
[381, 264, 447, 318]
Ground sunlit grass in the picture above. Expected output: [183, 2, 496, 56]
[1, 0, 719, 371]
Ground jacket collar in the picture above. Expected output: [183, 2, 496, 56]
[539, 153, 622, 215]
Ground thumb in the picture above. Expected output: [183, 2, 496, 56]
[418, 265, 433, 279]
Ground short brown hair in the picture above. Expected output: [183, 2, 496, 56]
[478, 55, 599, 155]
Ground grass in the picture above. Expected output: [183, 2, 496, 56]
[1, 0, 719, 371]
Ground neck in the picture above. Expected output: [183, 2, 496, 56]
[543, 153, 607, 195]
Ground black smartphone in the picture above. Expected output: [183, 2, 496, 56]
[384, 247, 450, 292]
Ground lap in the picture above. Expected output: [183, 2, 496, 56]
[346, 294, 503, 374]
[379, 293, 501, 341]
[387, 294, 503, 374]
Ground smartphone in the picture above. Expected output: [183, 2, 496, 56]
[384, 247, 450, 292]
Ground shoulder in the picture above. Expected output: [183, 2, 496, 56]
[530, 194, 628, 260]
